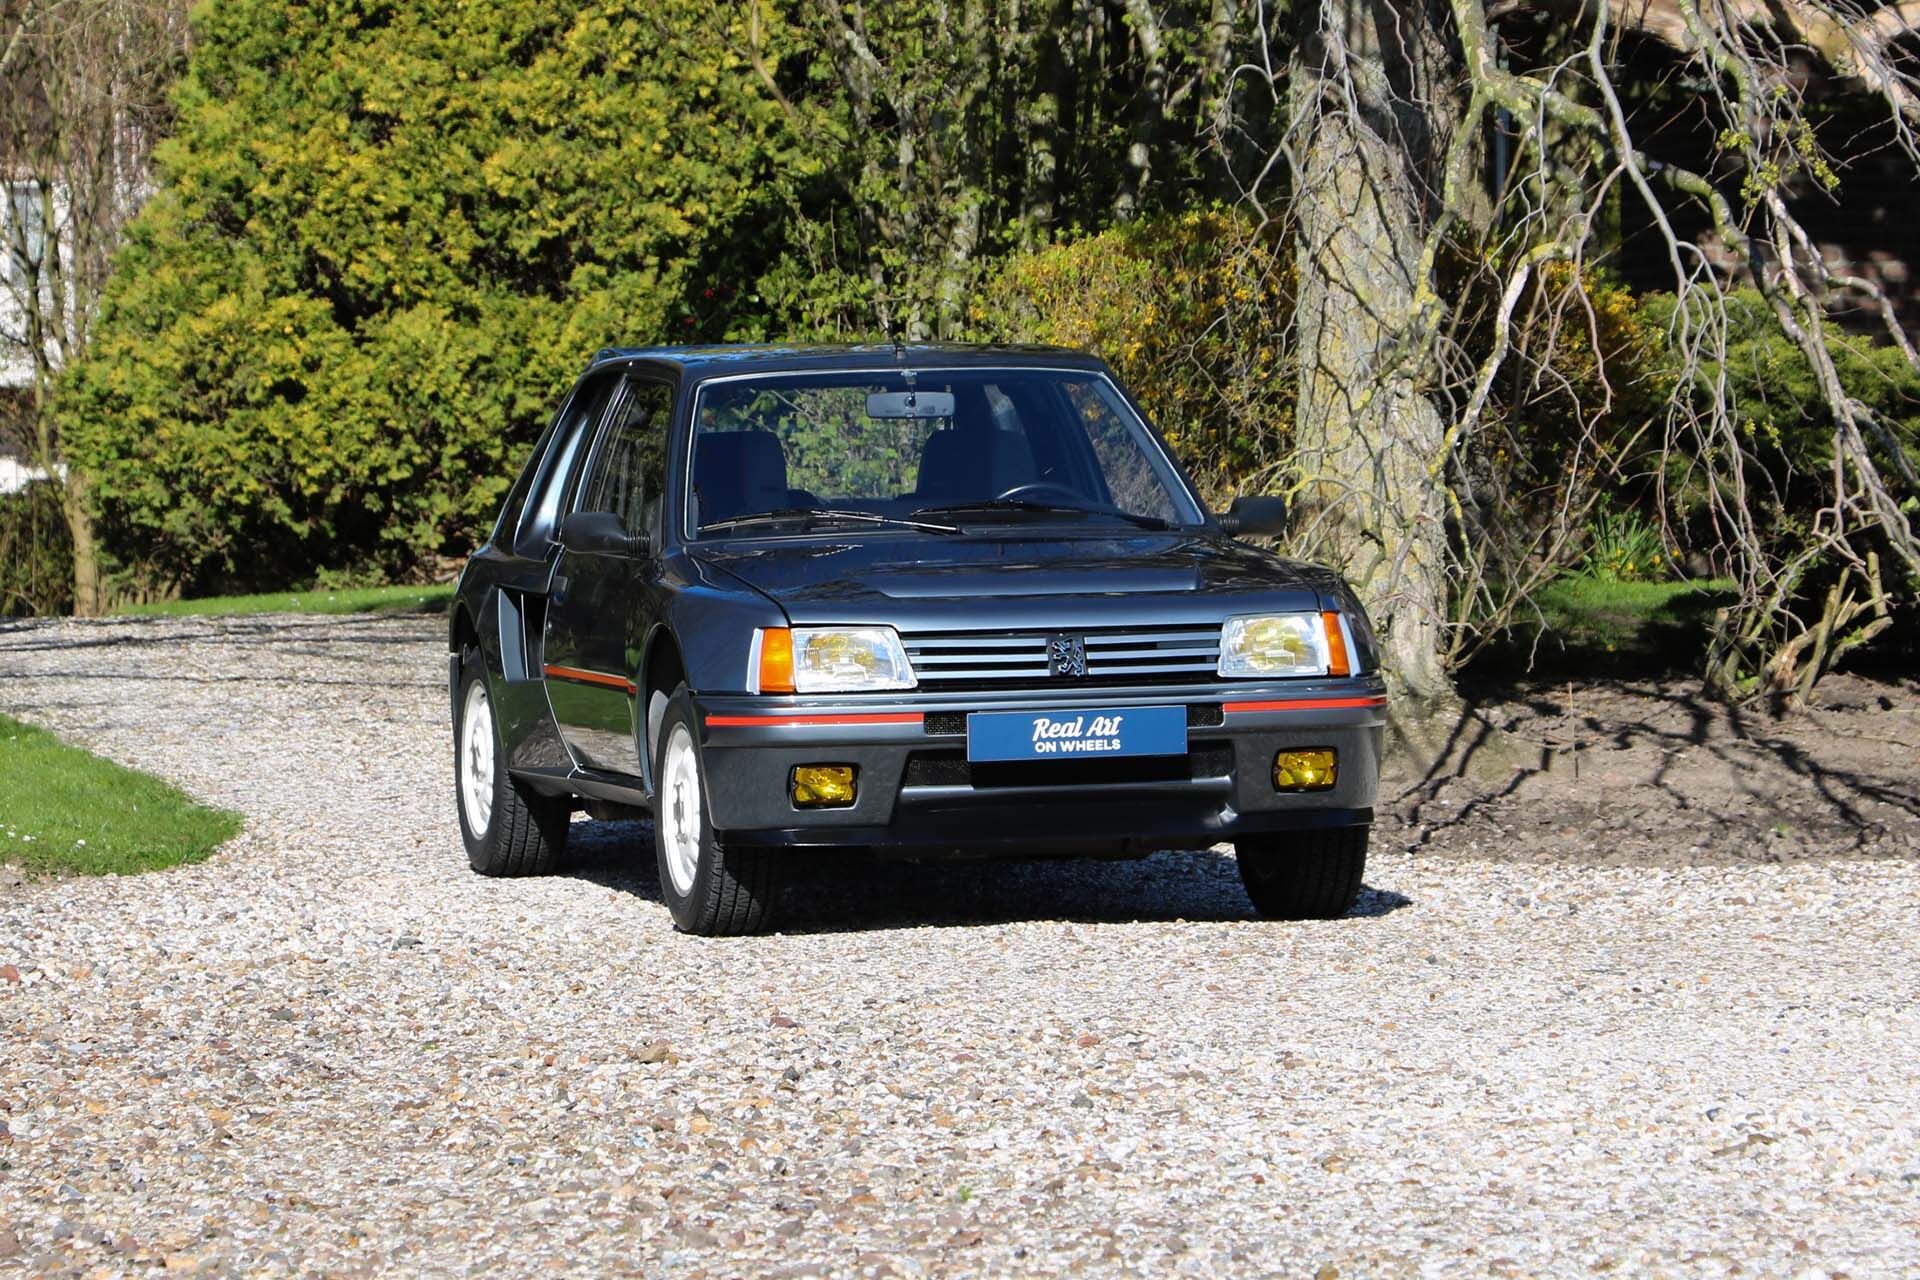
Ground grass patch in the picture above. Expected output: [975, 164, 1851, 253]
[117, 582, 454, 618]
[0, 713, 243, 876]
[1535, 577, 1737, 649]
[1475, 577, 1738, 677]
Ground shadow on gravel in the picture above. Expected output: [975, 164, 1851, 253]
[0, 611, 440, 655]
[0, 615, 448, 712]
[1384, 670, 1920, 866]
[562, 818, 1412, 933]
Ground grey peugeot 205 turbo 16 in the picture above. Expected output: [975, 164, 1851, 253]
[449, 343, 1387, 935]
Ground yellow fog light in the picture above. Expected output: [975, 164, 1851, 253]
[791, 765, 856, 808]
[1274, 748, 1337, 791]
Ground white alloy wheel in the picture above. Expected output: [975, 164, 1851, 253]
[660, 721, 703, 895]
[459, 678, 496, 838]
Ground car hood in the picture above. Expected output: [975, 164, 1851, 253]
[691, 529, 1333, 630]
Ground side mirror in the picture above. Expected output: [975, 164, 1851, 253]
[558, 510, 647, 556]
[1215, 495, 1289, 538]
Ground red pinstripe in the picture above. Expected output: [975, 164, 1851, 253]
[543, 664, 637, 694]
[1221, 695, 1388, 714]
[704, 712, 925, 728]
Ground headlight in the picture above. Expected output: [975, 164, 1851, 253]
[1218, 613, 1332, 678]
[752, 626, 915, 693]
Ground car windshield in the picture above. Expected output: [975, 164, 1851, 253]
[686, 368, 1205, 538]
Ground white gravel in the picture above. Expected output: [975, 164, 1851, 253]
[1, 611, 1917, 1277]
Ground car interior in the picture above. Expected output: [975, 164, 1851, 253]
[689, 380, 1121, 530]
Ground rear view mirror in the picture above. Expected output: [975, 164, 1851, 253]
[558, 510, 646, 556]
[1216, 495, 1289, 538]
[866, 391, 955, 420]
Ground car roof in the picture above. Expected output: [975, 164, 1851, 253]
[586, 342, 1108, 380]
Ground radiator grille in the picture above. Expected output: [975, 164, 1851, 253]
[903, 624, 1220, 691]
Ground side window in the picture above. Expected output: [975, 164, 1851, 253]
[577, 380, 672, 538]
[519, 371, 618, 553]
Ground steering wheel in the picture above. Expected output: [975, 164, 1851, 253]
[993, 481, 1087, 505]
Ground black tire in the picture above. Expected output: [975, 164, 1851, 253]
[1235, 825, 1368, 920]
[454, 648, 569, 876]
[652, 686, 783, 936]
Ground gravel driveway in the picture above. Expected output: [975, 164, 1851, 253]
[2, 612, 1917, 1277]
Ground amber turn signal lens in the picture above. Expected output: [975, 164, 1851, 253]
[1274, 748, 1337, 791]
[791, 765, 856, 808]
[756, 627, 795, 694]
[1321, 612, 1351, 677]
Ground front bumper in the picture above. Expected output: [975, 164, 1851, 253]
[694, 679, 1386, 855]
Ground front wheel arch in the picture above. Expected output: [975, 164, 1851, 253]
[639, 627, 687, 795]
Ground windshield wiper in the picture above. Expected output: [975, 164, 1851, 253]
[699, 507, 960, 536]
[909, 499, 1173, 531]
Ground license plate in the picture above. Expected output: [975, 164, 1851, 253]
[966, 705, 1187, 763]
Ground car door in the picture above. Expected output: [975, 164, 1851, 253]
[542, 376, 674, 775]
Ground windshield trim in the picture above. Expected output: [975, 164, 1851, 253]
[680, 365, 1207, 543]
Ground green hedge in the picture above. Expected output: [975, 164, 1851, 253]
[58, 0, 788, 595]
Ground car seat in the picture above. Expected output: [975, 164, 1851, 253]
[911, 428, 991, 504]
[692, 429, 790, 526]
[910, 387, 1038, 504]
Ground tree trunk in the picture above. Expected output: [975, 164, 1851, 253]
[1019, 12, 1067, 243]
[1288, 0, 1459, 705]
[61, 469, 104, 617]
[27, 322, 101, 616]
[1115, 0, 1167, 221]
[3, 1, 188, 618]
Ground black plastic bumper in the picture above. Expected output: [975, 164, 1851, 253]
[693, 681, 1386, 856]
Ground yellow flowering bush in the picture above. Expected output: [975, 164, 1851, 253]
[970, 211, 1293, 506]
